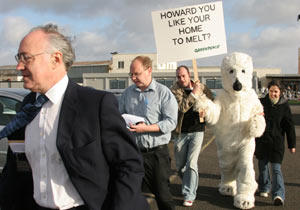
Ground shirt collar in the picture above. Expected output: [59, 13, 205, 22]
[134, 79, 156, 92]
[41, 75, 69, 104]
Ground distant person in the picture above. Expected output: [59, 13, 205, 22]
[255, 80, 296, 206]
[119, 56, 178, 210]
[170, 65, 213, 207]
[0, 23, 148, 210]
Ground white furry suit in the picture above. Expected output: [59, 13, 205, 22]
[195, 52, 266, 209]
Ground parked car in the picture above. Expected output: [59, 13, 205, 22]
[0, 88, 30, 172]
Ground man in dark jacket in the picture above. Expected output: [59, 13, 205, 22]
[255, 80, 296, 206]
[0, 23, 148, 210]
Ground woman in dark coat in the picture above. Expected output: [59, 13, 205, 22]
[255, 80, 296, 206]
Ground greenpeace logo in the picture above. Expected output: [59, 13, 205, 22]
[194, 45, 220, 53]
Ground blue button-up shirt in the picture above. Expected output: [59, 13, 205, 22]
[119, 79, 178, 149]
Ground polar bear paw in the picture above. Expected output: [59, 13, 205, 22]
[218, 184, 237, 196]
[249, 114, 266, 138]
[234, 194, 255, 209]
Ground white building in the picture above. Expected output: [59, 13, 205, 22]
[82, 53, 281, 93]
[0, 52, 285, 93]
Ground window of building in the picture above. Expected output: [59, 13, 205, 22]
[109, 79, 126, 89]
[156, 78, 175, 88]
[118, 61, 124, 69]
[206, 78, 223, 89]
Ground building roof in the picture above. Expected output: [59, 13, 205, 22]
[0, 65, 16, 70]
[266, 74, 300, 78]
[72, 60, 111, 66]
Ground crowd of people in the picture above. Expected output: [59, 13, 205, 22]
[0, 23, 297, 210]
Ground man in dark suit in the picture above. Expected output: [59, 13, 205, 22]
[0, 23, 148, 210]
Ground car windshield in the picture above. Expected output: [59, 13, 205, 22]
[0, 97, 22, 126]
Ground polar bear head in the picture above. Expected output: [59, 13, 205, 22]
[221, 52, 253, 93]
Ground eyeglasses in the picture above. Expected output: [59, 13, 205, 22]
[128, 68, 149, 78]
[15, 52, 47, 64]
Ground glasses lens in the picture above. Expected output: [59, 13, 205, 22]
[15, 53, 21, 62]
[15, 53, 33, 63]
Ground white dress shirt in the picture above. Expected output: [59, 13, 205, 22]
[25, 75, 84, 209]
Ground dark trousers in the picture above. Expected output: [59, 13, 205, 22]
[141, 144, 175, 210]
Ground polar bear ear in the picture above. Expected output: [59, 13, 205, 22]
[221, 52, 253, 74]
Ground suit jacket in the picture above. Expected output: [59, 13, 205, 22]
[0, 80, 148, 210]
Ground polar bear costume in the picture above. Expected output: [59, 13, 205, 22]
[195, 52, 266, 209]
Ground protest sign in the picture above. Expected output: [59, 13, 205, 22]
[152, 1, 227, 63]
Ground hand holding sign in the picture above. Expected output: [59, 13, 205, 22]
[192, 80, 204, 96]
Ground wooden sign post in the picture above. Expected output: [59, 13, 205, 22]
[192, 58, 199, 81]
[192, 58, 205, 122]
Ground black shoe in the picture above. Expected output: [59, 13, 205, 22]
[274, 196, 284, 206]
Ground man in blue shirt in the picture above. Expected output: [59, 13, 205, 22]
[119, 56, 178, 210]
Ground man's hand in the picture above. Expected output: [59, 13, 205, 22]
[192, 80, 204, 96]
[129, 122, 148, 133]
[129, 122, 160, 133]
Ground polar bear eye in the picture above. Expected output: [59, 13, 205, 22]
[229, 69, 234, 74]
[242, 69, 245, 73]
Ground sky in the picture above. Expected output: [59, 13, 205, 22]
[0, 0, 299, 74]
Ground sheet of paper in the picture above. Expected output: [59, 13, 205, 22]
[122, 114, 145, 127]
[8, 140, 25, 153]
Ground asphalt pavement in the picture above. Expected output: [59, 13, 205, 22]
[147, 105, 300, 210]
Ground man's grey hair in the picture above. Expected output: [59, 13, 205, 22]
[30, 23, 75, 71]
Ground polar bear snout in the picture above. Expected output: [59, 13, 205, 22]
[233, 79, 242, 91]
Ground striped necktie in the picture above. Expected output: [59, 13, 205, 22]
[0, 94, 49, 139]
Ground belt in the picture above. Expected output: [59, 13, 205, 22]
[140, 144, 166, 153]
